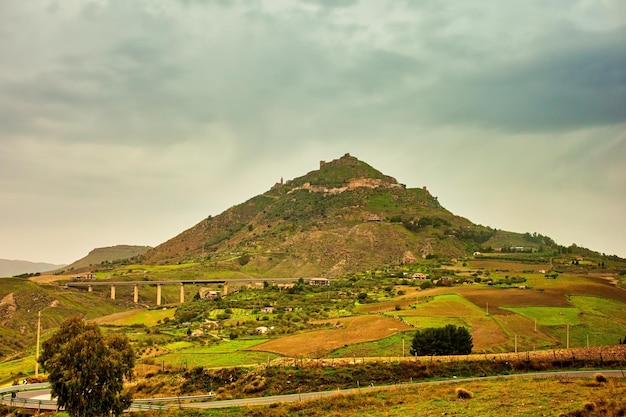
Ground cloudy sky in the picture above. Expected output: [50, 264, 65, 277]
[1, 0, 625, 264]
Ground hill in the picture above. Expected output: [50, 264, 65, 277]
[0, 259, 65, 278]
[140, 153, 566, 277]
[56, 245, 152, 274]
[0, 277, 127, 361]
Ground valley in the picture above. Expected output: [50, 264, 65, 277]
[1, 154, 625, 416]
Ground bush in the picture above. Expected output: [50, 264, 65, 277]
[410, 324, 473, 356]
[455, 387, 473, 399]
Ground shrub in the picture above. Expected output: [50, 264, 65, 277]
[410, 324, 473, 356]
[455, 387, 473, 399]
[594, 373, 607, 383]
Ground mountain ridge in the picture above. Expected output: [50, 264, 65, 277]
[0, 259, 66, 278]
[55, 244, 152, 274]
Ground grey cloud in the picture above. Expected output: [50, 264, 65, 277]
[299, 0, 358, 10]
[3, 0, 623, 152]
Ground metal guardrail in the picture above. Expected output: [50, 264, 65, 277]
[0, 384, 216, 412]
[132, 393, 216, 403]
[0, 382, 50, 394]
[0, 394, 59, 411]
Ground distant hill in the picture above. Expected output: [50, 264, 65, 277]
[56, 245, 152, 274]
[0, 259, 65, 278]
[140, 153, 566, 277]
[0, 277, 128, 361]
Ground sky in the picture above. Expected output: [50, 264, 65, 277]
[1, 0, 625, 264]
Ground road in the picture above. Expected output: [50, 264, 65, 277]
[2, 370, 625, 411]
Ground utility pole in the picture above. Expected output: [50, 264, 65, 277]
[35, 311, 41, 377]
[566, 325, 570, 349]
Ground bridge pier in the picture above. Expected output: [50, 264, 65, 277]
[88, 285, 93, 293]
[222, 283, 228, 296]
[156, 283, 162, 306]
[134, 284, 139, 303]
[110, 285, 116, 300]
[180, 283, 185, 304]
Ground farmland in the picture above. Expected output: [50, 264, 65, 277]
[249, 315, 413, 358]
[2, 257, 626, 393]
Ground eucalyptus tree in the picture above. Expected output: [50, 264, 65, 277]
[38, 316, 135, 417]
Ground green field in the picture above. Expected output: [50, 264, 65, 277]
[0, 356, 35, 386]
[504, 296, 626, 347]
[502, 306, 581, 326]
[155, 339, 278, 369]
[327, 331, 417, 358]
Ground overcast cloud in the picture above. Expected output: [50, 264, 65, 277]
[1, 0, 625, 264]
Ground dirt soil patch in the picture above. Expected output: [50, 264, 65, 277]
[462, 288, 572, 315]
[249, 315, 412, 358]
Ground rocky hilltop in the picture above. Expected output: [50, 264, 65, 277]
[140, 153, 553, 277]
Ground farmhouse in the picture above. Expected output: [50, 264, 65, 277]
[71, 273, 96, 281]
[198, 288, 221, 299]
[309, 278, 330, 286]
[255, 326, 269, 335]
[260, 306, 274, 313]
[411, 273, 428, 280]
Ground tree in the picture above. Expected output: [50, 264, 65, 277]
[410, 324, 473, 356]
[38, 317, 135, 417]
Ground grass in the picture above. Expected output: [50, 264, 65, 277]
[327, 331, 416, 358]
[392, 314, 467, 329]
[391, 294, 508, 352]
[98, 309, 176, 327]
[503, 296, 626, 347]
[503, 306, 581, 326]
[156, 339, 278, 369]
[126, 376, 626, 417]
[0, 356, 34, 386]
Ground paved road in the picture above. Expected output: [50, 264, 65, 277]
[3, 370, 625, 411]
[178, 369, 626, 409]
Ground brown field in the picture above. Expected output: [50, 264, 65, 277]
[28, 274, 67, 284]
[469, 260, 552, 271]
[91, 310, 138, 324]
[565, 279, 626, 302]
[248, 315, 412, 358]
[395, 294, 509, 352]
[462, 288, 572, 315]
[493, 313, 557, 349]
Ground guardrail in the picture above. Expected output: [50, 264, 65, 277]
[0, 382, 50, 394]
[0, 384, 216, 412]
[0, 394, 59, 412]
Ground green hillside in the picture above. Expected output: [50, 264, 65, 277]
[0, 277, 129, 361]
